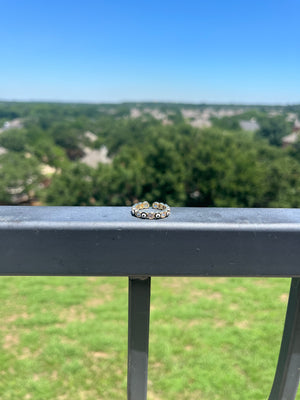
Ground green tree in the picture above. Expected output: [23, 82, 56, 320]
[256, 115, 291, 146]
[93, 148, 146, 206]
[183, 127, 300, 208]
[0, 129, 27, 152]
[0, 153, 41, 204]
[44, 163, 94, 206]
[183, 129, 265, 207]
[49, 122, 84, 160]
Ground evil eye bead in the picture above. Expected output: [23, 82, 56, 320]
[155, 213, 161, 219]
[141, 212, 147, 219]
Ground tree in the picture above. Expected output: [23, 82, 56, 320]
[256, 115, 291, 146]
[43, 163, 94, 206]
[0, 129, 27, 152]
[181, 127, 300, 208]
[0, 153, 42, 204]
[49, 122, 84, 160]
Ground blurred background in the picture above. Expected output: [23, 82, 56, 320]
[1, 1, 300, 400]
[0, 0, 299, 208]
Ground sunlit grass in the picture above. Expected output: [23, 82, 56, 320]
[0, 276, 293, 399]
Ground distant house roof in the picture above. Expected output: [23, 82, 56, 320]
[282, 132, 300, 147]
[84, 131, 98, 142]
[293, 119, 300, 131]
[1, 118, 23, 132]
[80, 145, 112, 168]
[40, 164, 57, 176]
[239, 119, 260, 132]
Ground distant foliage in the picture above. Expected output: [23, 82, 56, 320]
[256, 115, 291, 146]
[45, 163, 94, 206]
[0, 129, 27, 152]
[0, 153, 41, 204]
[0, 101, 299, 207]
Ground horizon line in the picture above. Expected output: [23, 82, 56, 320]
[0, 98, 299, 107]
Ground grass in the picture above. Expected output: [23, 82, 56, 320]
[0, 276, 295, 399]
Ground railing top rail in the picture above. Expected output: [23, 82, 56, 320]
[1, 206, 300, 230]
[0, 206, 300, 277]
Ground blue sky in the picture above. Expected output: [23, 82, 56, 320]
[0, 0, 299, 104]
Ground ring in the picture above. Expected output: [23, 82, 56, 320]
[131, 201, 171, 219]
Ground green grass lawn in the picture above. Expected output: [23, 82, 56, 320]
[0, 276, 295, 399]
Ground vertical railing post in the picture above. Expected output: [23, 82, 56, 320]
[269, 278, 300, 400]
[127, 276, 151, 400]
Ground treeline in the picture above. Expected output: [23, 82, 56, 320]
[0, 102, 300, 207]
[44, 122, 300, 207]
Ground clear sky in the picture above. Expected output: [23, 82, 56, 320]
[0, 0, 299, 104]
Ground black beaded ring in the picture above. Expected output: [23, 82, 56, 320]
[131, 201, 171, 219]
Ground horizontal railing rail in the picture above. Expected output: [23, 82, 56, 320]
[1, 206, 300, 399]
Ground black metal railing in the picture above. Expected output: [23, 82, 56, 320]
[1, 206, 300, 400]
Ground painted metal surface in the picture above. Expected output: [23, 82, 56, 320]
[127, 277, 151, 400]
[269, 278, 300, 400]
[0, 206, 300, 276]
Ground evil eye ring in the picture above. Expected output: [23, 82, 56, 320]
[131, 201, 171, 219]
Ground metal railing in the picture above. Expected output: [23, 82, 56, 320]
[1, 206, 300, 399]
